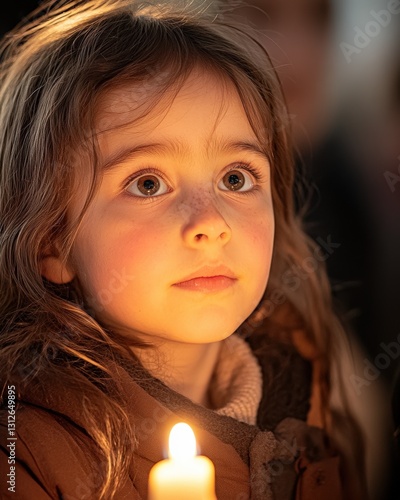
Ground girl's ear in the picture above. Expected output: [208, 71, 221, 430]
[40, 250, 75, 284]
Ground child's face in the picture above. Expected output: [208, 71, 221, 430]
[59, 70, 274, 344]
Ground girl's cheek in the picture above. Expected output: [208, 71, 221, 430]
[247, 221, 272, 246]
[238, 207, 274, 246]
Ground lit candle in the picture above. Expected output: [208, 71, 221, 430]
[148, 422, 216, 500]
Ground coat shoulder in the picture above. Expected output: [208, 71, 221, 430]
[0, 403, 99, 499]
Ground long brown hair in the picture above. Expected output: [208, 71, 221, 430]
[0, 0, 363, 497]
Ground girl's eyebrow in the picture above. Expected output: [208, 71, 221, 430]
[101, 138, 270, 172]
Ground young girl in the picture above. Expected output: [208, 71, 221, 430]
[0, 0, 367, 498]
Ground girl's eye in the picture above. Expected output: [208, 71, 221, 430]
[126, 174, 169, 197]
[219, 168, 255, 192]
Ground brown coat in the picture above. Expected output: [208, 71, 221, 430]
[0, 343, 348, 500]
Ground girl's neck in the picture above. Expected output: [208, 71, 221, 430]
[132, 340, 222, 408]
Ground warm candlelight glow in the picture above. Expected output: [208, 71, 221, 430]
[148, 422, 216, 500]
[169, 422, 196, 460]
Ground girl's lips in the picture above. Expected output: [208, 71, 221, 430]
[173, 276, 237, 292]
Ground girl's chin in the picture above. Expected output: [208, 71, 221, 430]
[92, 309, 251, 345]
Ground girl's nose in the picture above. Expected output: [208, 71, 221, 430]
[181, 201, 232, 248]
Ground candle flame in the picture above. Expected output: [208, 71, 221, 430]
[169, 423, 196, 460]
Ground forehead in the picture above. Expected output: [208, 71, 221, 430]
[94, 68, 261, 150]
